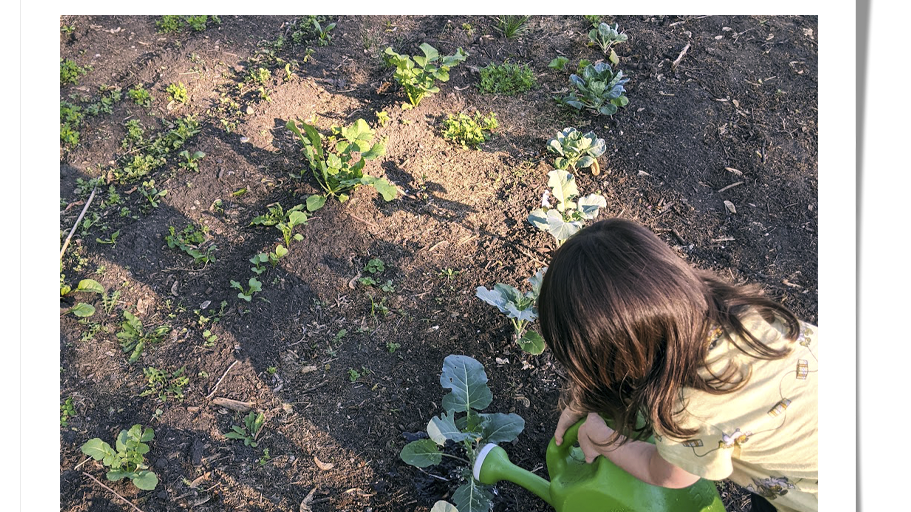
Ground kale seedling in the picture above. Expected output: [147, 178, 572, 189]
[559, 61, 629, 116]
[384, 43, 468, 109]
[441, 112, 498, 149]
[117, 311, 171, 363]
[231, 277, 263, 302]
[476, 268, 547, 354]
[588, 22, 628, 64]
[80, 425, 159, 491]
[547, 127, 606, 175]
[224, 411, 265, 447]
[400, 355, 525, 512]
[528, 169, 607, 246]
[287, 118, 396, 203]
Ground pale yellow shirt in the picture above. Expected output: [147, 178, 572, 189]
[654, 313, 818, 512]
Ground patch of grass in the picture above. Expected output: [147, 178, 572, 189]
[478, 61, 537, 95]
[156, 15, 183, 33]
[140, 366, 189, 402]
[493, 15, 529, 39]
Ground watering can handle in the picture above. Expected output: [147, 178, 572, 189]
[554, 418, 586, 459]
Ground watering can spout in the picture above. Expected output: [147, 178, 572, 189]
[474, 443, 554, 506]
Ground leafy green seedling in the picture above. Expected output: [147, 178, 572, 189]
[588, 22, 628, 64]
[375, 110, 390, 127]
[387, 341, 401, 353]
[287, 118, 396, 203]
[400, 355, 525, 512]
[251, 203, 308, 247]
[528, 170, 607, 246]
[96, 230, 120, 247]
[178, 150, 206, 172]
[365, 258, 385, 274]
[156, 15, 183, 33]
[185, 15, 209, 32]
[269, 245, 289, 266]
[61, 397, 76, 426]
[128, 86, 154, 108]
[441, 112, 498, 149]
[167, 82, 188, 103]
[60, 100, 84, 146]
[258, 448, 271, 466]
[61, 58, 88, 85]
[80, 425, 159, 491]
[559, 61, 629, 116]
[224, 411, 265, 447]
[116, 311, 171, 363]
[140, 366, 189, 402]
[231, 277, 262, 302]
[250, 253, 269, 274]
[476, 268, 547, 354]
[384, 43, 468, 108]
[139, 180, 167, 210]
[546, 127, 606, 174]
[165, 224, 216, 265]
[311, 18, 336, 46]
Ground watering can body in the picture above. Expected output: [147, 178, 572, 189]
[475, 419, 726, 512]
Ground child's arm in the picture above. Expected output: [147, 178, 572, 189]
[568, 412, 702, 489]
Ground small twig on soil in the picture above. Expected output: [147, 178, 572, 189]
[717, 181, 744, 193]
[82, 472, 145, 512]
[73, 457, 91, 470]
[671, 44, 691, 70]
[60, 184, 98, 260]
[206, 360, 238, 399]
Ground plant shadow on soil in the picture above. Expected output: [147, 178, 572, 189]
[60, 14, 816, 512]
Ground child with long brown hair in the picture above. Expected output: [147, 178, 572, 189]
[537, 218, 817, 512]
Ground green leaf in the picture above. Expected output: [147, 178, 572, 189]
[274, 245, 288, 258]
[363, 176, 397, 201]
[71, 303, 95, 317]
[131, 470, 159, 490]
[452, 480, 493, 512]
[80, 439, 114, 460]
[399, 439, 442, 468]
[479, 412, 526, 443]
[440, 355, 493, 414]
[427, 412, 472, 444]
[418, 43, 440, 63]
[431, 501, 459, 512]
[75, 279, 104, 294]
[609, 49, 620, 65]
[106, 469, 133, 482]
[546, 170, 579, 208]
[306, 194, 326, 211]
[577, 194, 607, 219]
[140, 427, 155, 442]
[517, 330, 546, 355]
[288, 210, 308, 227]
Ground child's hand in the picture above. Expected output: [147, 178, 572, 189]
[577, 412, 617, 463]
[554, 404, 586, 446]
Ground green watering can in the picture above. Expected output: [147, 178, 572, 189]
[473, 419, 726, 512]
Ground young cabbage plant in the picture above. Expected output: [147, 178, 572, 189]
[528, 170, 606, 246]
[400, 355, 525, 512]
[588, 22, 628, 64]
[476, 268, 546, 355]
[547, 127, 606, 175]
[559, 61, 629, 116]
[384, 43, 468, 108]
[286, 118, 396, 203]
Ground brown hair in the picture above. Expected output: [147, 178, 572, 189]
[537, 218, 800, 442]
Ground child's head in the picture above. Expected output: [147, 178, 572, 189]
[538, 218, 798, 439]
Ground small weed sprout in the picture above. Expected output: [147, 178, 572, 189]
[251, 203, 309, 247]
[548, 56, 569, 71]
[546, 128, 606, 175]
[117, 311, 171, 363]
[476, 268, 547, 354]
[178, 150, 206, 172]
[528, 169, 607, 246]
[441, 111, 498, 149]
[140, 367, 189, 402]
[60, 58, 88, 85]
[399, 355, 525, 512]
[375, 110, 390, 127]
[81, 425, 159, 491]
[478, 61, 537, 95]
[311, 18, 337, 46]
[60, 101, 84, 146]
[139, 180, 167, 211]
[225, 411, 265, 447]
[165, 224, 217, 265]
[61, 397, 76, 426]
[156, 15, 183, 33]
[128, 86, 154, 108]
[384, 43, 468, 109]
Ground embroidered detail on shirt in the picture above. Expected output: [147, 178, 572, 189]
[747, 476, 796, 500]
[707, 325, 725, 350]
[768, 398, 792, 417]
[796, 360, 809, 379]
[682, 439, 704, 448]
[718, 428, 752, 449]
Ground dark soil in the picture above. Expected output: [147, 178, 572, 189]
[59, 15, 817, 512]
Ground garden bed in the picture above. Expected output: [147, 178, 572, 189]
[59, 15, 817, 512]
